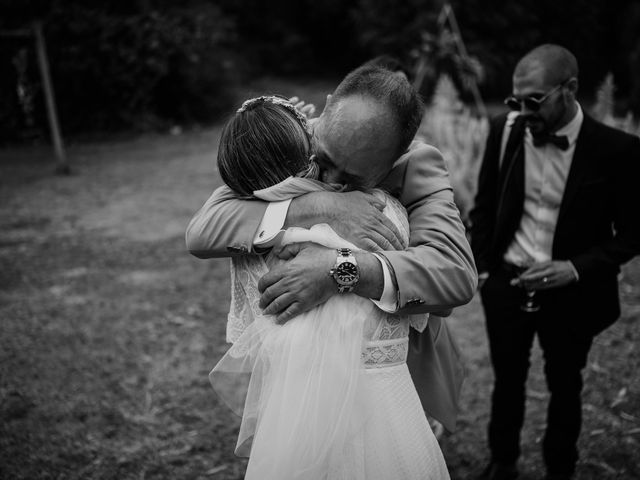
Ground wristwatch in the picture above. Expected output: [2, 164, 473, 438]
[329, 248, 359, 293]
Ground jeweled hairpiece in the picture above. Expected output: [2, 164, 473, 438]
[237, 95, 311, 134]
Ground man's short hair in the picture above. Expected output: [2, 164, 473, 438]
[330, 65, 423, 156]
[517, 44, 579, 85]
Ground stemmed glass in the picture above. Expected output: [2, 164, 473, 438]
[521, 287, 540, 313]
[518, 262, 541, 313]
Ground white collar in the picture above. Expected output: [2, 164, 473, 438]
[555, 102, 583, 145]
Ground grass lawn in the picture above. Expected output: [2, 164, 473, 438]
[1, 104, 639, 479]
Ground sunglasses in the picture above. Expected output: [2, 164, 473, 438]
[504, 80, 568, 112]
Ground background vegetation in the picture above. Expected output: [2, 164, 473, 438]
[1, 0, 640, 140]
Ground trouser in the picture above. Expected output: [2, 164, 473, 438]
[480, 264, 593, 475]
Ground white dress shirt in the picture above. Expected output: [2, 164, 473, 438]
[503, 103, 583, 277]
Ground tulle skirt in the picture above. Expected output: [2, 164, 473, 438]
[210, 294, 450, 480]
[356, 364, 450, 480]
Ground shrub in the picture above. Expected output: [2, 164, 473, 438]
[23, 3, 237, 133]
[592, 73, 640, 137]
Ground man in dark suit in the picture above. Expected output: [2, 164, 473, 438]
[470, 44, 640, 480]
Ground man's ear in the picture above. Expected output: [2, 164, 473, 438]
[566, 77, 579, 96]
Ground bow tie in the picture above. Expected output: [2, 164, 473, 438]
[532, 133, 569, 150]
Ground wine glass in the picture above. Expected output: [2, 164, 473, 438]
[517, 263, 541, 313]
[521, 288, 540, 313]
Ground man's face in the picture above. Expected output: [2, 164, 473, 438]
[511, 63, 568, 136]
[311, 96, 399, 190]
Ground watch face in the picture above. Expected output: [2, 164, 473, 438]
[336, 262, 358, 284]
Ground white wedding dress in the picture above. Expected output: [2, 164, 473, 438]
[210, 178, 450, 480]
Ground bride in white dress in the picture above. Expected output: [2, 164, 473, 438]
[209, 95, 450, 480]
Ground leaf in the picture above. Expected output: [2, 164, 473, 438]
[206, 465, 228, 475]
[620, 412, 639, 423]
[610, 387, 628, 408]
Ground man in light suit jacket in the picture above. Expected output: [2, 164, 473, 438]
[187, 65, 477, 432]
[470, 45, 640, 480]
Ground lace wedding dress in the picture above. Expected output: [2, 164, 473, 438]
[210, 178, 450, 480]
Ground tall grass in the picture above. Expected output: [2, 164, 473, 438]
[591, 73, 640, 137]
[418, 75, 489, 226]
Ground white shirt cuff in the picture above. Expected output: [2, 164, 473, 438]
[253, 199, 292, 247]
[371, 253, 398, 313]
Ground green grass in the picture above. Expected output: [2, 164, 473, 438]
[1, 108, 639, 479]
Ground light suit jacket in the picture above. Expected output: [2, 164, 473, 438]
[187, 141, 477, 313]
[186, 141, 477, 431]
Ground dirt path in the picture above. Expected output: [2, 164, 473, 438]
[0, 129, 638, 479]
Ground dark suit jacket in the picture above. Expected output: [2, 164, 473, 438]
[470, 112, 640, 335]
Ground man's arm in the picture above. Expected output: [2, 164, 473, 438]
[186, 186, 404, 258]
[567, 132, 640, 279]
[186, 185, 269, 258]
[381, 144, 477, 314]
[259, 143, 478, 320]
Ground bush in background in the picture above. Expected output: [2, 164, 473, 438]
[47, 3, 236, 132]
[2, 0, 640, 139]
[218, 0, 362, 76]
[591, 73, 640, 137]
[0, 1, 237, 138]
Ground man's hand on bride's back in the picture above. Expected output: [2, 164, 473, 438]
[285, 191, 404, 252]
[258, 242, 335, 324]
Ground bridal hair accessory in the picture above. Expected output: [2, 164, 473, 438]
[237, 95, 311, 134]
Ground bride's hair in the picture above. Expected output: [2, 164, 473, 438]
[217, 96, 316, 197]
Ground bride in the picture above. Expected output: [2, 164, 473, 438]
[209, 95, 450, 480]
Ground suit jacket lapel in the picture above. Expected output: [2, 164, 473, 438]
[556, 115, 595, 227]
[493, 116, 526, 255]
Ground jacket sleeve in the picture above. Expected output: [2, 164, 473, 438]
[185, 185, 269, 258]
[382, 144, 478, 314]
[468, 115, 504, 274]
[570, 133, 640, 278]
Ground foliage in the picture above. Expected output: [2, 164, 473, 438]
[592, 73, 640, 137]
[2, 0, 640, 137]
[418, 75, 488, 226]
[352, 0, 640, 99]
[50, 3, 237, 131]
[0, 2, 237, 136]
[352, 0, 437, 58]
[592, 73, 617, 126]
[411, 26, 485, 105]
[218, 0, 361, 75]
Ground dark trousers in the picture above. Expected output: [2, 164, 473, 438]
[480, 266, 593, 475]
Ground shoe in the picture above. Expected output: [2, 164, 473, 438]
[476, 462, 519, 480]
